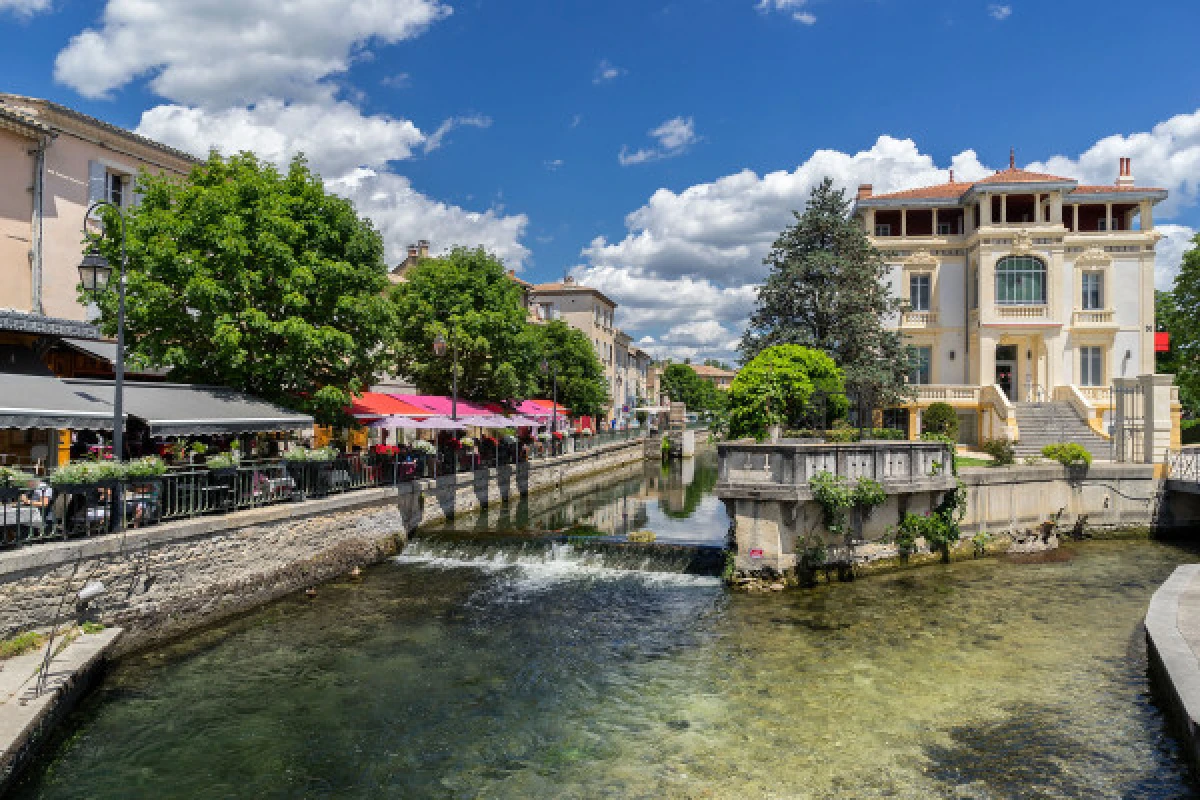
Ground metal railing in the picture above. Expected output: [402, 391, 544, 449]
[0, 437, 645, 550]
[1168, 447, 1200, 481]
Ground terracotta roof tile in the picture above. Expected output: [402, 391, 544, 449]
[974, 167, 1074, 184]
[866, 181, 974, 201]
[1069, 184, 1167, 194]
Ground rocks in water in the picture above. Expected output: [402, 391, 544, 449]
[626, 530, 656, 543]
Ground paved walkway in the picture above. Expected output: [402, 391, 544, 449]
[0, 627, 122, 791]
[1145, 565, 1200, 777]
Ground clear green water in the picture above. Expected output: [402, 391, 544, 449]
[12, 453, 1198, 799]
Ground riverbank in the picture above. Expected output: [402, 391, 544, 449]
[1146, 564, 1200, 783]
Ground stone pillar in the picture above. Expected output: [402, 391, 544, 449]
[1051, 192, 1063, 224]
[1140, 374, 1176, 464]
[979, 193, 991, 226]
[1001, 194, 1007, 224]
[1106, 202, 1113, 232]
[1141, 199, 1154, 231]
[979, 330, 997, 389]
[901, 209, 907, 238]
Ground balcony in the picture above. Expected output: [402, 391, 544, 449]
[994, 305, 1049, 321]
[900, 311, 938, 328]
[913, 385, 980, 404]
[1072, 309, 1117, 329]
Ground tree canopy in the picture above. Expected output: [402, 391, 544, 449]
[1165, 238, 1200, 415]
[661, 363, 727, 414]
[389, 246, 534, 403]
[86, 151, 396, 425]
[525, 320, 610, 418]
[727, 345, 845, 440]
[739, 178, 911, 404]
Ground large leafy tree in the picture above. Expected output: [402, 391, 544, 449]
[740, 178, 911, 403]
[390, 246, 534, 403]
[87, 152, 396, 425]
[1167, 236, 1200, 414]
[661, 363, 728, 413]
[727, 345, 846, 440]
[524, 320, 609, 418]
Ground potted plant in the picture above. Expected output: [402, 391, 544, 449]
[205, 451, 241, 477]
[49, 460, 122, 493]
[0, 466, 38, 502]
[124, 456, 167, 483]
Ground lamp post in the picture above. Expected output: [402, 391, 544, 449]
[433, 330, 458, 420]
[540, 358, 558, 454]
[78, 201, 128, 462]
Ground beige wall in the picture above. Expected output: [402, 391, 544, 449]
[0, 128, 34, 311]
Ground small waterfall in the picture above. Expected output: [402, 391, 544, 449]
[396, 534, 725, 580]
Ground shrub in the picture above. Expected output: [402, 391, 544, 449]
[0, 631, 45, 660]
[1041, 442, 1092, 467]
[0, 466, 38, 487]
[124, 456, 166, 479]
[1183, 419, 1200, 445]
[823, 427, 858, 443]
[922, 402, 959, 440]
[980, 438, 1015, 466]
[207, 451, 242, 469]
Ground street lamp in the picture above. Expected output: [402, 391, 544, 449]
[78, 201, 127, 463]
[540, 358, 558, 449]
[433, 330, 458, 420]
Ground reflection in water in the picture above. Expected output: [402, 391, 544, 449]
[430, 446, 725, 546]
[11, 446, 1199, 799]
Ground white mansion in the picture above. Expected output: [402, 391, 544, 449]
[854, 153, 1171, 446]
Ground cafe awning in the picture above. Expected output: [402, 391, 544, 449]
[61, 379, 314, 437]
[348, 392, 432, 421]
[0, 345, 117, 430]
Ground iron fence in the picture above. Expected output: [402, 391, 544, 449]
[0, 436, 644, 550]
[1167, 447, 1200, 481]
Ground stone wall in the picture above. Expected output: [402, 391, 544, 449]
[0, 439, 646, 653]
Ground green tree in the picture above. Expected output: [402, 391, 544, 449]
[739, 178, 911, 404]
[85, 152, 396, 425]
[390, 247, 534, 404]
[661, 363, 728, 413]
[525, 320, 610, 418]
[727, 345, 846, 440]
[1157, 288, 1199, 415]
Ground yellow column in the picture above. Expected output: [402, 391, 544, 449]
[907, 407, 920, 441]
[57, 430, 70, 467]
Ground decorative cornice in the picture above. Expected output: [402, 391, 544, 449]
[1011, 229, 1034, 255]
[0, 310, 100, 339]
[902, 249, 939, 269]
[1074, 246, 1112, 268]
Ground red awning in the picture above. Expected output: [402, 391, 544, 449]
[1156, 332, 1171, 353]
[348, 392, 432, 420]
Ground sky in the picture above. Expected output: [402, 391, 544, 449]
[4, 0, 1200, 363]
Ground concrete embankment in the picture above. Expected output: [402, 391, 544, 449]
[0, 627, 123, 796]
[1145, 565, 1200, 782]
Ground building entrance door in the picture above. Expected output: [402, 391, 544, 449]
[995, 345, 1019, 401]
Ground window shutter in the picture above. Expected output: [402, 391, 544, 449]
[87, 161, 106, 204]
[131, 175, 144, 207]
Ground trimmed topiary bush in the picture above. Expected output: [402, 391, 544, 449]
[1041, 442, 1092, 467]
[922, 402, 959, 441]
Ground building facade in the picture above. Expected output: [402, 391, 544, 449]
[0, 94, 196, 321]
[854, 155, 1166, 441]
[690, 364, 738, 390]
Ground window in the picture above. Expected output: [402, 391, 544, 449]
[910, 346, 932, 385]
[1081, 272, 1103, 310]
[937, 222, 952, 235]
[909, 273, 931, 312]
[1080, 346, 1104, 386]
[1096, 217, 1107, 232]
[995, 255, 1047, 305]
[106, 172, 125, 206]
[875, 223, 891, 236]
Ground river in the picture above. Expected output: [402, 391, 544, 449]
[10, 449, 1198, 798]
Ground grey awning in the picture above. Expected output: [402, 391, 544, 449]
[59, 338, 169, 377]
[61, 379, 314, 437]
[0, 372, 118, 430]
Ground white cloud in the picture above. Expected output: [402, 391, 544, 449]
[55, 0, 450, 105]
[544, 159, 565, 171]
[422, 113, 492, 154]
[618, 116, 699, 166]
[756, 0, 817, 24]
[331, 169, 531, 269]
[0, 0, 50, 17]
[382, 72, 412, 89]
[137, 100, 425, 179]
[988, 4, 1012, 20]
[1156, 224, 1197, 291]
[593, 59, 625, 85]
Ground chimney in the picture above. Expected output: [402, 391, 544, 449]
[563, 274, 576, 285]
[856, 184, 873, 200]
[1116, 157, 1135, 187]
[949, 168, 955, 183]
[417, 239, 430, 258]
[406, 244, 419, 260]
[1009, 147, 1015, 170]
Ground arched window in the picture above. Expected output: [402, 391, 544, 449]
[995, 255, 1046, 305]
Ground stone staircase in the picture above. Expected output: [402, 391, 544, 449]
[1012, 402, 1110, 461]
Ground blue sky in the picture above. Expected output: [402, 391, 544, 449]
[4, 0, 1200, 361]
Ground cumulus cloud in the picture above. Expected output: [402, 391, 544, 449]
[619, 116, 699, 166]
[988, 4, 1012, 20]
[0, 0, 50, 17]
[756, 0, 817, 24]
[137, 100, 425, 178]
[331, 169, 531, 269]
[55, 0, 450, 105]
[593, 59, 625, 85]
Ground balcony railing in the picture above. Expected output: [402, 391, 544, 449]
[900, 311, 938, 328]
[995, 305, 1049, 320]
[1072, 309, 1115, 326]
[914, 385, 980, 403]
